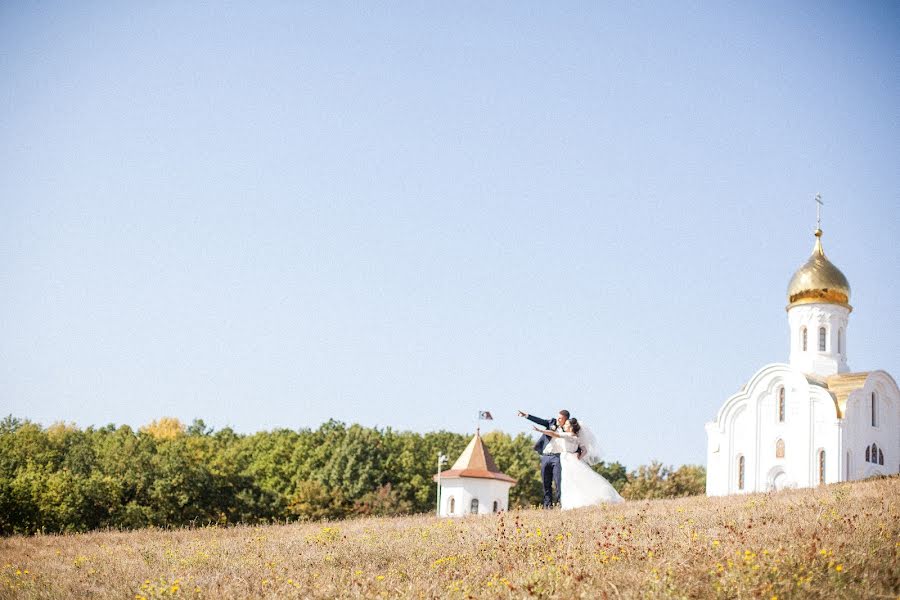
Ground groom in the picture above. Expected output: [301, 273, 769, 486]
[517, 409, 577, 508]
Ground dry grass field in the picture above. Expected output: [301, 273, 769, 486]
[1, 477, 898, 599]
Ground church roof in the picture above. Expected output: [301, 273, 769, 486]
[786, 228, 851, 311]
[434, 430, 517, 484]
[824, 372, 871, 418]
[805, 371, 871, 418]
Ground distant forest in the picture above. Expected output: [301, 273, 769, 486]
[0, 417, 705, 535]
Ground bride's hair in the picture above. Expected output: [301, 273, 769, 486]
[568, 418, 581, 434]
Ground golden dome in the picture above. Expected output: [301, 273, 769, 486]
[786, 229, 851, 311]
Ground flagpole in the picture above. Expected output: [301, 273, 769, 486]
[436, 453, 446, 516]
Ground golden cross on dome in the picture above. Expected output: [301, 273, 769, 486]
[815, 193, 823, 230]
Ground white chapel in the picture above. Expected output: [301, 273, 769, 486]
[705, 222, 899, 495]
[435, 429, 516, 517]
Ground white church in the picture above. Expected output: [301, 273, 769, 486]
[434, 429, 516, 516]
[706, 223, 899, 495]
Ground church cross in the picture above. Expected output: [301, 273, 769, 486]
[815, 193, 823, 229]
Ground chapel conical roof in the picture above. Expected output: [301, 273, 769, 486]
[434, 429, 516, 484]
[786, 228, 851, 311]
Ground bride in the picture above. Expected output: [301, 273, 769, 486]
[532, 419, 624, 509]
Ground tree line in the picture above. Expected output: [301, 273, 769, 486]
[0, 416, 705, 535]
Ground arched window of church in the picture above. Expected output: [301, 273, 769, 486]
[470, 498, 479, 514]
[801, 327, 808, 351]
[492, 500, 499, 513]
[818, 327, 826, 351]
[871, 393, 878, 427]
[777, 388, 785, 422]
[865, 446, 870, 463]
[838, 329, 843, 354]
[879, 449, 884, 466]
[817, 450, 826, 485]
[846, 451, 851, 480]
[737, 455, 745, 490]
[448, 496, 455, 514]
[872, 443, 878, 463]
[775, 439, 785, 459]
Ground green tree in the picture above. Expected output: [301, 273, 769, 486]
[0, 414, 706, 534]
[621, 461, 670, 500]
[288, 480, 348, 520]
[592, 460, 629, 492]
[620, 462, 707, 500]
[481, 431, 543, 507]
[352, 483, 412, 517]
[665, 464, 706, 497]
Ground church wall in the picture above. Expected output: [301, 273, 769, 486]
[788, 304, 849, 376]
[756, 375, 792, 491]
[841, 372, 900, 480]
[807, 387, 841, 486]
[732, 404, 753, 492]
[705, 422, 724, 495]
[707, 364, 846, 495]
[438, 478, 512, 517]
[752, 372, 824, 491]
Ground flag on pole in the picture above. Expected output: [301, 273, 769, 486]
[478, 411, 493, 420]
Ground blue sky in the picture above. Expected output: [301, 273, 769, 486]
[1, 2, 897, 468]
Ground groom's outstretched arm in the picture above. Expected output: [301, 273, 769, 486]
[518, 411, 550, 428]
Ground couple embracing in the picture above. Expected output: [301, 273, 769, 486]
[518, 409, 623, 510]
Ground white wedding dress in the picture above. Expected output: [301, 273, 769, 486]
[558, 432, 624, 510]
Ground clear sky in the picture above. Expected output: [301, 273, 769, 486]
[1, 2, 898, 468]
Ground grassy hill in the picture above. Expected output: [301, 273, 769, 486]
[2, 476, 897, 599]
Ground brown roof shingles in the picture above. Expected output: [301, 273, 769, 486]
[434, 430, 517, 485]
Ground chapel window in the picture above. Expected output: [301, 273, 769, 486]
[846, 451, 851, 480]
[777, 388, 785, 422]
[470, 498, 479, 514]
[879, 449, 884, 466]
[838, 329, 843, 354]
[818, 327, 826, 351]
[801, 327, 808, 351]
[449, 497, 455, 514]
[737, 455, 745, 490]
[492, 500, 499, 513]
[871, 393, 878, 427]
[872, 443, 878, 463]
[775, 439, 785, 459]
[865, 446, 870, 462]
[818, 450, 826, 485]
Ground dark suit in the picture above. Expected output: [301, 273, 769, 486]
[526, 414, 562, 508]
[528, 414, 558, 454]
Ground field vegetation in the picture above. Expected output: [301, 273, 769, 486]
[1, 476, 897, 599]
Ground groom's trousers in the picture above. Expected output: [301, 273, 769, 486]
[540, 453, 562, 508]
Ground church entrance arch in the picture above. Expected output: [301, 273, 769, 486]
[767, 467, 787, 491]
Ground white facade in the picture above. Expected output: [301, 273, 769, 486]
[706, 229, 899, 496]
[839, 371, 899, 480]
[437, 477, 513, 517]
[706, 365, 899, 495]
[787, 303, 850, 375]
